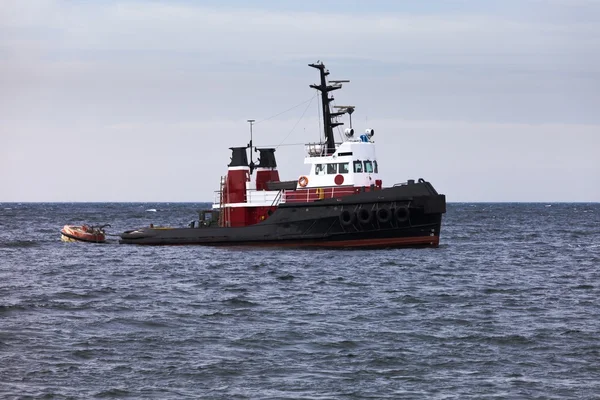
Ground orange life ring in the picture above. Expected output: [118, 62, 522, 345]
[298, 176, 309, 187]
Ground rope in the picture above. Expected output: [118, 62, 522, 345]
[317, 91, 322, 142]
[255, 95, 316, 125]
[275, 93, 317, 149]
[256, 142, 304, 147]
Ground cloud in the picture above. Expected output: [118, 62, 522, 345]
[1, 1, 599, 201]
[2, 0, 598, 67]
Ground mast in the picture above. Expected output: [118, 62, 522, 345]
[247, 119, 255, 173]
[308, 62, 348, 155]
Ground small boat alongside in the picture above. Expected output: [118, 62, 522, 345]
[60, 224, 110, 243]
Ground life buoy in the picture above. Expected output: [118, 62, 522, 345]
[356, 208, 373, 224]
[339, 210, 355, 226]
[395, 207, 410, 223]
[376, 208, 392, 224]
[298, 176, 309, 187]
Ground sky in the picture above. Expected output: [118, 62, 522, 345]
[1, 0, 599, 202]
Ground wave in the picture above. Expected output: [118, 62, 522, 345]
[222, 297, 259, 307]
[0, 240, 39, 248]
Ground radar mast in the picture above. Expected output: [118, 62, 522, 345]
[308, 62, 351, 155]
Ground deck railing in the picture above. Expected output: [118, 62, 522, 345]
[214, 185, 363, 207]
[304, 142, 343, 157]
[283, 186, 357, 203]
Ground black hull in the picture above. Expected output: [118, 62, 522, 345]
[120, 182, 446, 248]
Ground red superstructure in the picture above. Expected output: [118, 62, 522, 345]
[215, 130, 382, 228]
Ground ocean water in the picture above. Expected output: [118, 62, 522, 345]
[0, 202, 599, 399]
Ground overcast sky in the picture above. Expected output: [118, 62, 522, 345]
[1, 0, 599, 202]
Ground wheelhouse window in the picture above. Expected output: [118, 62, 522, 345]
[327, 163, 337, 174]
[374, 160, 378, 173]
[364, 161, 374, 173]
[315, 164, 325, 175]
[338, 162, 349, 174]
[353, 161, 363, 173]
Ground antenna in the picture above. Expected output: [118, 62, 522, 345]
[333, 105, 355, 129]
[247, 119, 255, 172]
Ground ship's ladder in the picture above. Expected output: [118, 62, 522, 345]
[218, 175, 226, 227]
[218, 175, 232, 227]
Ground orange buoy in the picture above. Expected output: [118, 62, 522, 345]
[298, 176, 309, 187]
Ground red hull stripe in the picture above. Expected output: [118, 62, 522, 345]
[253, 236, 440, 248]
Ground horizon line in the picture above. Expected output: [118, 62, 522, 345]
[1, 201, 599, 204]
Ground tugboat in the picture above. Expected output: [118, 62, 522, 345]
[120, 62, 446, 248]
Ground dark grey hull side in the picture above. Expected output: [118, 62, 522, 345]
[119, 182, 446, 248]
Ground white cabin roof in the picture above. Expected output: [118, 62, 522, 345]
[299, 139, 380, 189]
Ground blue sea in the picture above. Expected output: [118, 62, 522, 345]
[0, 203, 599, 399]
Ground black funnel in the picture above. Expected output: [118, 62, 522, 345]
[228, 147, 249, 167]
[257, 148, 277, 168]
